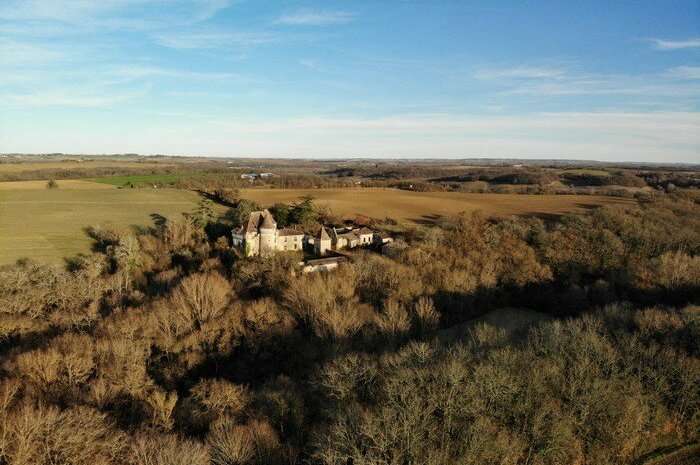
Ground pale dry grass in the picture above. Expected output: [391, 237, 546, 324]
[241, 187, 633, 223]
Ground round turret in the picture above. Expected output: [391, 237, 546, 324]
[259, 210, 277, 256]
[260, 211, 276, 230]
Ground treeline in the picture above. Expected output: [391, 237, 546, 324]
[431, 168, 559, 185]
[0, 194, 698, 464]
[0, 163, 224, 182]
[174, 174, 388, 202]
[330, 164, 699, 194]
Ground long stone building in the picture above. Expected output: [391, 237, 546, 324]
[311, 225, 392, 256]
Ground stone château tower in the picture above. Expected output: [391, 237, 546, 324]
[258, 212, 277, 256]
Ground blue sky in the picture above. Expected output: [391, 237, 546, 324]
[0, 0, 698, 162]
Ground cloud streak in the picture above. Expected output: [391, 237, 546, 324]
[152, 30, 275, 49]
[0, 0, 233, 23]
[474, 63, 700, 102]
[0, 38, 66, 65]
[666, 66, 700, 80]
[474, 65, 568, 80]
[273, 9, 356, 26]
[647, 38, 700, 50]
[2, 87, 148, 108]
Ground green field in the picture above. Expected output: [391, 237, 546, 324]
[88, 173, 185, 186]
[0, 181, 218, 265]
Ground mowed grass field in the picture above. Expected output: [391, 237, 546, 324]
[0, 180, 218, 265]
[88, 173, 186, 186]
[241, 188, 634, 223]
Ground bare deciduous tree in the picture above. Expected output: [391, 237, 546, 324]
[145, 389, 178, 432]
[413, 296, 439, 338]
[170, 272, 231, 329]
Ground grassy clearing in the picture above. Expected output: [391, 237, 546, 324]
[88, 173, 185, 186]
[0, 187, 221, 265]
[240, 187, 633, 223]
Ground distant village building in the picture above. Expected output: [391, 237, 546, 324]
[232, 209, 304, 257]
[240, 172, 276, 181]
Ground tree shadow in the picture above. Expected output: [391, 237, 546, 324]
[406, 214, 441, 225]
[64, 253, 91, 272]
[196, 189, 236, 208]
[150, 213, 168, 230]
[521, 212, 563, 222]
[83, 226, 118, 253]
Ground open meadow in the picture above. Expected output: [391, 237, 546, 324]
[0, 181, 635, 265]
[241, 187, 634, 223]
[0, 180, 219, 265]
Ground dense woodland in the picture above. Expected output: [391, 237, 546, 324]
[0, 188, 698, 464]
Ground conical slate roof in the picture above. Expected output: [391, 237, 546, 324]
[315, 226, 330, 241]
[260, 209, 276, 229]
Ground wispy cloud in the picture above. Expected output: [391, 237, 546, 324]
[107, 65, 246, 82]
[0, 38, 66, 65]
[474, 65, 568, 80]
[0, 0, 234, 32]
[666, 66, 700, 80]
[647, 38, 700, 50]
[190, 0, 235, 22]
[152, 30, 275, 49]
[299, 59, 324, 72]
[273, 9, 356, 26]
[474, 62, 700, 102]
[2, 86, 148, 108]
[504, 79, 699, 98]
